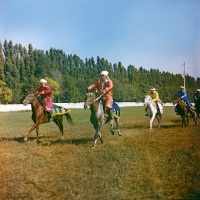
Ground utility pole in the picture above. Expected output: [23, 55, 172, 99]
[182, 62, 187, 88]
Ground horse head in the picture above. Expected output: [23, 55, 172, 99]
[173, 95, 181, 105]
[84, 92, 96, 109]
[144, 95, 152, 106]
[23, 93, 36, 106]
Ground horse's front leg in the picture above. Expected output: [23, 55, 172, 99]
[24, 122, 39, 141]
[93, 129, 103, 148]
[181, 116, 186, 127]
[92, 121, 103, 148]
[36, 125, 39, 142]
[149, 114, 155, 129]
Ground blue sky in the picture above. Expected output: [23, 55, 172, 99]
[1, 0, 200, 79]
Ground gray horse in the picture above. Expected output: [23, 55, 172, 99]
[84, 92, 122, 148]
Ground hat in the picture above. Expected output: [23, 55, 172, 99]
[100, 71, 109, 76]
[150, 87, 156, 91]
[40, 79, 47, 84]
[197, 89, 200, 92]
[180, 86, 185, 89]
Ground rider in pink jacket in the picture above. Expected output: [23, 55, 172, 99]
[87, 71, 114, 121]
[34, 79, 53, 121]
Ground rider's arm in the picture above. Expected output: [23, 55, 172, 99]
[42, 86, 52, 94]
[87, 82, 98, 91]
[181, 91, 187, 99]
[104, 80, 113, 92]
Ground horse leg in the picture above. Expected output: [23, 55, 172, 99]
[181, 115, 186, 127]
[110, 119, 115, 135]
[36, 125, 39, 142]
[156, 114, 162, 128]
[191, 110, 198, 125]
[24, 122, 39, 141]
[54, 117, 64, 139]
[186, 115, 189, 126]
[93, 129, 103, 148]
[114, 117, 122, 136]
[149, 114, 155, 129]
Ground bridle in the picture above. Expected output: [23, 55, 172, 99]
[84, 92, 104, 108]
[173, 96, 182, 105]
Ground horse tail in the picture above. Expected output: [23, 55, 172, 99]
[64, 113, 74, 125]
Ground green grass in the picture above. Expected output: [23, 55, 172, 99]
[0, 107, 200, 199]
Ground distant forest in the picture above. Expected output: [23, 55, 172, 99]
[0, 40, 200, 104]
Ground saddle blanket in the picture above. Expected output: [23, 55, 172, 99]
[99, 98, 121, 118]
[52, 104, 71, 116]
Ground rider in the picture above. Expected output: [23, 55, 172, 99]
[145, 87, 162, 116]
[174, 86, 194, 113]
[34, 79, 53, 122]
[193, 89, 200, 104]
[87, 70, 114, 122]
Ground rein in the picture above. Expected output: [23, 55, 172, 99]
[90, 93, 104, 105]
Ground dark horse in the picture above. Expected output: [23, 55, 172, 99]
[195, 98, 200, 118]
[23, 93, 74, 142]
[173, 95, 198, 127]
[84, 92, 122, 148]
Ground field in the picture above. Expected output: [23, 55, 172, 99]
[0, 107, 200, 199]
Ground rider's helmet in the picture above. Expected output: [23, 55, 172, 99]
[40, 79, 47, 84]
[150, 87, 156, 91]
[180, 86, 185, 90]
[100, 71, 109, 76]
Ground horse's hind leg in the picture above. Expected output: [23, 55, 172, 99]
[156, 115, 162, 128]
[54, 117, 64, 139]
[110, 119, 115, 135]
[114, 118, 122, 136]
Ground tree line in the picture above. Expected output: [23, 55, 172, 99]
[0, 40, 200, 104]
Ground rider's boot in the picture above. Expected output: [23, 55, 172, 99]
[106, 108, 113, 123]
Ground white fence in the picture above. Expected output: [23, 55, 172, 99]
[0, 102, 173, 112]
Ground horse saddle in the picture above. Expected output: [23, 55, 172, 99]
[99, 98, 121, 118]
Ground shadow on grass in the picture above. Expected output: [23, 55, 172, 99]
[0, 137, 25, 143]
[41, 137, 94, 146]
[0, 136, 94, 146]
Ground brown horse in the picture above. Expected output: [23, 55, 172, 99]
[173, 95, 198, 127]
[23, 93, 74, 142]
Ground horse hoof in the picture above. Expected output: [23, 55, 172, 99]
[23, 137, 28, 142]
[110, 129, 115, 135]
[118, 131, 122, 136]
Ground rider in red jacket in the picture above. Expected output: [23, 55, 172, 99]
[87, 71, 114, 122]
[34, 79, 53, 121]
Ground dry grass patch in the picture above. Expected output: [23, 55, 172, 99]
[0, 107, 200, 199]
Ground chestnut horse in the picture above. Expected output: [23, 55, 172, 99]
[23, 93, 74, 142]
[84, 92, 121, 148]
[173, 95, 198, 127]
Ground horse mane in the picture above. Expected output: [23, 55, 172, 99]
[35, 94, 45, 107]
